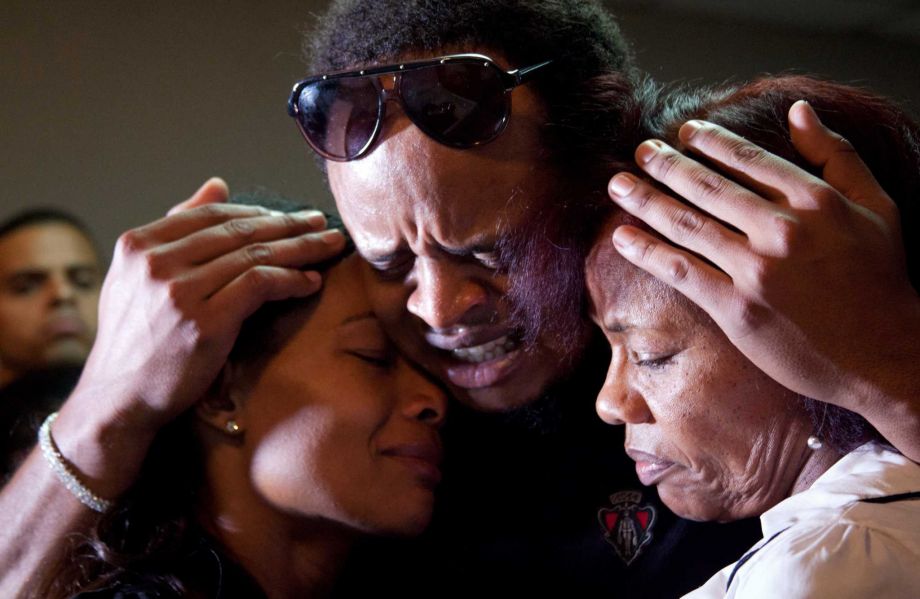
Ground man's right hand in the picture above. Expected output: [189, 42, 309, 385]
[50, 178, 345, 496]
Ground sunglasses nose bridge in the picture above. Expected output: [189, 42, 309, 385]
[378, 79, 413, 126]
[379, 85, 399, 104]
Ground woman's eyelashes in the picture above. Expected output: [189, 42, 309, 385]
[346, 348, 396, 369]
[337, 316, 397, 368]
[630, 350, 678, 370]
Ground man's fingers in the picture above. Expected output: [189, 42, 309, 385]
[154, 210, 329, 267]
[608, 172, 747, 274]
[208, 266, 324, 324]
[633, 139, 781, 238]
[124, 203, 279, 250]
[167, 177, 230, 216]
[610, 224, 735, 321]
[192, 230, 346, 299]
[787, 100, 893, 216]
[676, 120, 829, 208]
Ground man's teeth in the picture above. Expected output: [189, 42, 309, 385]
[451, 335, 518, 363]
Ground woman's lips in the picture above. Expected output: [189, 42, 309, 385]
[626, 449, 677, 487]
[381, 443, 443, 488]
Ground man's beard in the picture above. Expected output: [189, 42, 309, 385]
[494, 329, 610, 434]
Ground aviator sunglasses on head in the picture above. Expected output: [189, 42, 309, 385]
[287, 53, 552, 162]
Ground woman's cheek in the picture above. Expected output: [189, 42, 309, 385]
[249, 412, 330, 513]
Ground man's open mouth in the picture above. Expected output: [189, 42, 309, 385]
[450, 334, 520, 363]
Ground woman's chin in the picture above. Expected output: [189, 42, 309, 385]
[657, 484, 729, 523]
[398, 513, 433, 537]
[363, 496, 435, 538]
[373, 513, 433, 538]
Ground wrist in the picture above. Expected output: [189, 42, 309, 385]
[844, 297, 920, 456]
[50, 387, 160, 499]
[39, 413, 115, 512]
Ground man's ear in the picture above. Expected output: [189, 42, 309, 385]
[195, 363, 246, 438]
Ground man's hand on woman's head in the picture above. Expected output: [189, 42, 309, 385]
[605, 102, 920, 459]
[52, 178, 346, 496]
[167, 176, 232, 214]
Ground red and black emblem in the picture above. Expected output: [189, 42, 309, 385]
[598, 490, 657, 565]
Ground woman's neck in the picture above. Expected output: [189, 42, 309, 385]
[205, 509, 354, 599]
[790, 443, 844, 496]
[196, 443, 355, 598]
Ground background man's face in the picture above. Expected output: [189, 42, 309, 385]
[0, 222, 101, 386]
[328, 56, 580, 411]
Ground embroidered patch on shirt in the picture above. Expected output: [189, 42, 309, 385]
[598, 490, 657, 565]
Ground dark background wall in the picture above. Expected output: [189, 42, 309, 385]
[3, 0, 919, 260]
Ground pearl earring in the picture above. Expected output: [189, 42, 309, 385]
[225, 420, 241, 435]
[808, 403, 828, 451]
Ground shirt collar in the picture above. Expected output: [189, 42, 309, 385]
[760, 443, 920, 536]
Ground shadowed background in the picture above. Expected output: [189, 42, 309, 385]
[2, 0, 919, 260]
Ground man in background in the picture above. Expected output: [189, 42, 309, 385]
[0, 209, 101, 388]
[0, 209, 102, 480]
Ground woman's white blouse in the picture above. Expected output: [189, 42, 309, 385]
[684, 444, 920, 598]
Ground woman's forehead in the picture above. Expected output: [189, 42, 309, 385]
[311, 254, 375, 328]
[586, 221, 703, 330]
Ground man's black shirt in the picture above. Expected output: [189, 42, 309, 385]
[337, 339, 761, 597]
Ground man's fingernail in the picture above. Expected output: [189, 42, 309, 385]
[321, 229, 345, 245]
[636, 140, 664, 165]
[304, 270, 322, 285]
[612, 227, 639, 252]
[681, 120, 705, 141]
[296, 210, 326, 228]
[790, 99, 819, 129]
[609, 174, 637, 197]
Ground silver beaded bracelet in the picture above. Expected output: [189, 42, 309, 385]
[38, 412, 114, 513]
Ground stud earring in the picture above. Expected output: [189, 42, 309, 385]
[225, 420, 241, 435]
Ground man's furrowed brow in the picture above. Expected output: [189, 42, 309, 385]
[363, 238, 500, 261]
[434, 236, 501, 257]
[362, 246, 409, 263]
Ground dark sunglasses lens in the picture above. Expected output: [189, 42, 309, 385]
[297, 78, 380, 160]
[400, 62, 508, 147]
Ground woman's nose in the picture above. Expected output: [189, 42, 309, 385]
[399, 364, 448, 428]
[595, 370, 652, 426]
